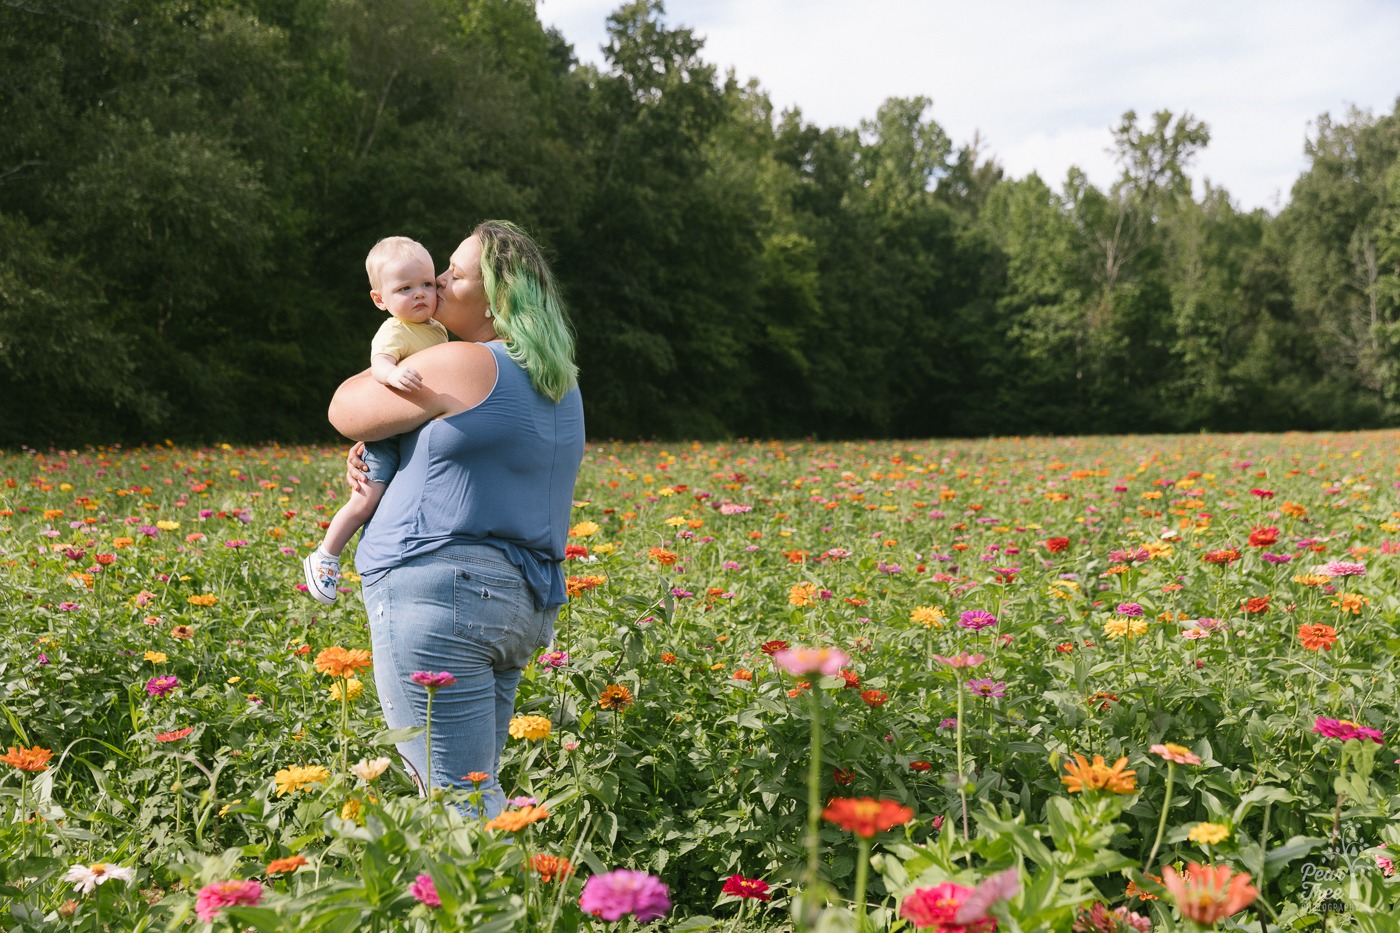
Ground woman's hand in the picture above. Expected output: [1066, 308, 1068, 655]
[345, 442, 369, 494]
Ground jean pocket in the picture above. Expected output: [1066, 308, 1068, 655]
[452, 566, 528, 650]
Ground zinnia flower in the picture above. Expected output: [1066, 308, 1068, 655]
[933, 652, 986, 668]
[569, 520, 600, 537]
[578, 869, 672, 922]
[155, 727, 195, 743]
[409, 670, 457, 691]
[647, 547, 678, 566]
[788, 582, 817, 606]
[721, 874, 771, 900]
[821, 796, 914, 838]
[145, 675, 179, 698]
[532, 854, 574, 882]
[509, 714, 552, 740]
[1298, 623, 1338, 651]
[485, 804, 549, 832]
[1150, 743, 1202, 765]
[1322, 560, 1366, 577]
[771, 646, 849, 676]
[1, 745, 54, 772]
[266, 855, 308, 875]
[1060, 754, 1137, 794]
[598, 683, 634, 710]
[351, 757, 392, 782]
[1044, 536, 1070, 553]
[195, 880, 264, 921]
[1313, 717, 1383, 744]
[273, 764, 330, 796]
[966, 679, 1006, 699]
[409, 873, 441, 908]
[958, 609, 997, 631]
[1188, 822, 1231, 845]
[910, 606, 946, 628]
[314, 647, 372, 678]
[329, 678, 363, 702]
[899, 872, 1018, 932]
[63, 862, 135, 894]
[1160, 863, 1258, 925]
[1203, 548, 1240, 565]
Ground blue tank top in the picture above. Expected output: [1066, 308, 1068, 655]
[355, 341, 585, 609]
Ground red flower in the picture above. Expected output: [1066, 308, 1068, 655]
[832, 767, 856, 786]
[909, 761, 932, 772]
[1242, 596, 1270, 614]
[821, 797, 914, 837]
[759, 639, 790, 656]
[1250, 488, 1275, 499]
[1044, 537, 1070, 553]
[860, 689, 888, 708]
[1055, 642, 1074, 654]
[564, 544, 589, 560]
[1203, 548, 1240, 565]
[838, 669, 861, 690]
[721, 875, 771, 901]
[1247, 526, 1278, 548]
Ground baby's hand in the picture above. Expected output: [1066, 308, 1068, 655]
[388, 365, 424, 391]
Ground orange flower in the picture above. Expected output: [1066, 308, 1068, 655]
[1149, 743, 1202, 765]
[1, 745, 54, 772]
[648, 547, 678, 566]
[1203, 548, 1240, 565]
[485, 805, 549, 832]
[598, 683, 634, 711]
[565, 574, 607, 597]
[1332, 593, 1367, 614]
[788, 582, 817, 606]
[1060, 753, 1137, 794]
[463, 771, 491, 784]
[782, 549, 809, 564]
[1161, 863, 1259, 925]
[170, 625, 194, 640]
[1241, 596, 1270, 614]
[1298, 623, 1338, 651]
[314, 647, 373, 679]
[531, 854, 574, 882]
[266, 855, 308, 875]
[820, 796, 914, 838]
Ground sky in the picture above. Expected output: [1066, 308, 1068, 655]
[537, 0, 1400, 213]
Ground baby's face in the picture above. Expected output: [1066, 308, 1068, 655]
[372, 253, 438, 323]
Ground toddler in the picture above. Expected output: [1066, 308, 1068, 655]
[302, 236, 447, 604]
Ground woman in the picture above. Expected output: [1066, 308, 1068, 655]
[328, 220, 584, 815]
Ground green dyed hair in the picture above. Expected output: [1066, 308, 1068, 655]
[474, 220, 578, 402]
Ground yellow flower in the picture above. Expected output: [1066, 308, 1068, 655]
[592, 542, 617, 556]
[568, 520, 600, 538]
[156, 520, 180, 531]
[340, 798, 363, 822]
[1188, 822, 1230, 845]
[144, 651, 168, 664]
[273, 764, 330, 797]
[227, 676, 241, 684]
[186, 594, 218, 607]
[218, 799, 243, 817]
[1104, 618, 1146, 639]
[910, 606, 945, 628]
[664, 516, 688, 527]
[329, 678, 364, 702]
[508, 715, 552, 741]
[1292, 573, 1330, 587]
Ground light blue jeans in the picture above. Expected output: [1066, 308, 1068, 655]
[363, 543, 555, 816]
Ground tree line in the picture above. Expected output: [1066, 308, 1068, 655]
[2, 0, 1399, 444]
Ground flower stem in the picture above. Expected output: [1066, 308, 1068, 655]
[1144, 761, 1175, 872]
[423, 691, 435, 794]
[956, 684, 969, 841]
[804, 685, 824, 888]
[854, 836, 872, 932]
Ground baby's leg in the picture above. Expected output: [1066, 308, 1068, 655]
[321, 482, 388, 557]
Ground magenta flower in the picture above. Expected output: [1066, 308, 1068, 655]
[409, 873, 441, 908]
[223, 539, 248, 548]
[771, 647, 850, 677]
[1313, 717, 1383, 744]
[410, 671, 457, 691]
[958, 610, 997, 631]
[965, 679, 1006, 699]
[578, 869, 672, 922]
[145, 675, 179, 698]
[538, 651, 570, 669]
[721, 874, 771, 901]
[195, 880, 263, 921]
[1115, 602, 1144, 617]
[1322, 560, 1366, 577]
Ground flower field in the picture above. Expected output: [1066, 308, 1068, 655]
[3, 433, 1399, 931]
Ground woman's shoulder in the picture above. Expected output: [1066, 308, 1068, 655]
[415, 341, 499, 415]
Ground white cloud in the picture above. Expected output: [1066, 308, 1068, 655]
[540, 0, 1400, 212]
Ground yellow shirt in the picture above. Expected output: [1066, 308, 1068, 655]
[370, 318, 449, 362]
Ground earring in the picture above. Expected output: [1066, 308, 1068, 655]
[484, 306, 494, 319]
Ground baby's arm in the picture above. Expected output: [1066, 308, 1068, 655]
[371, 352, 425, 391]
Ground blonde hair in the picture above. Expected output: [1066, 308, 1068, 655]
[365, 236, 431, 292]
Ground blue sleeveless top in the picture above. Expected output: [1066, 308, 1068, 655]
[355, 341, 585, 609]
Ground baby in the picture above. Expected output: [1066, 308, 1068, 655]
[302, 236, 447, 604]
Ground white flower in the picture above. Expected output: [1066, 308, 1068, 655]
[64, 862, 135, 894]
[350, 756, 392, 782]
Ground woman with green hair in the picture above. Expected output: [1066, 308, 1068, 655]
[328, 220, 584, 816]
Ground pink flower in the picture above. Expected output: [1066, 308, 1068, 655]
[965, 679, 1006, 699]
[409, 671, 457, 691]
[1322, 560, 1366, 577]
[195, 880, 263, 921]
[1114, 602, 1144, 617]
[579, 869, 671, 922]
[900, 881, 996, 931]
[145, 675, 179, 698]
[1313, 717, 1384, 744]
[538, 651, 569, 669]
[958, 610, 997, 631]
[771, 647, 849, 677]
[933, 652, 986, 668]
[409, 873, 441, 908]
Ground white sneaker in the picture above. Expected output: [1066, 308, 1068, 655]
[302, 549, 340, 605]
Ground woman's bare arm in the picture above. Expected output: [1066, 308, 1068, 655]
[327, 341, 496, 441]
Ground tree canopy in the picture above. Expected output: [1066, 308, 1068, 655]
[3, 0, 1398, 444]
